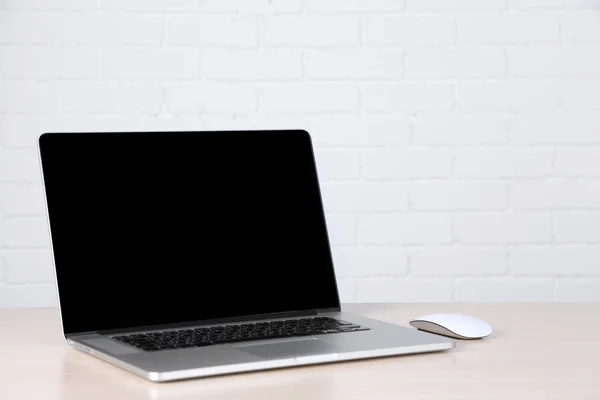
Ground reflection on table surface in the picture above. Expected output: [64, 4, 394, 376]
[56, 342, 459, 400]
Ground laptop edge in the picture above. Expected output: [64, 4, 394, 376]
[37, 130, 454, 382]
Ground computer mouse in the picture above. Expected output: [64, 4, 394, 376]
[409, 313, 492, 340]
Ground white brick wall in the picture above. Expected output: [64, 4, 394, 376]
[1, 0, 600, 307]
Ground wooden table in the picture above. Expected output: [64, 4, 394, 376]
[1, 303, 598, 399]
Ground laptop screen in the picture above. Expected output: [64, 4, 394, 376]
[39, 130, 340, 335]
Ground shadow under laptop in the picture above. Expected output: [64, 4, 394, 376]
[58, 348, 339, 400]
[58, 347, 459, 400]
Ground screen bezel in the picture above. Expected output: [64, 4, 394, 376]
[37, 130, 342, 336]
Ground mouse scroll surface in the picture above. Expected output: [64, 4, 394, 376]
[409, 313, 492, 340]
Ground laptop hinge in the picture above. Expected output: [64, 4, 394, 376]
[315, 306, 341, 313]
[95, 309, 320, 336]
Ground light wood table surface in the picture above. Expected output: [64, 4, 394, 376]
[1, 303, 598, 399]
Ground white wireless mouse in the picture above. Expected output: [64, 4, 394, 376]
[409, 313, 492, 340]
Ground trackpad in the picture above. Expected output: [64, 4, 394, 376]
[238, 339, 337, 359]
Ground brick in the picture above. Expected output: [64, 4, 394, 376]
[0, 82, 57, 115]
[0, 116, 139, 148]
[324, 214, 356, 246]
[562, 12, 600, 42]
[263, 16, 359, 48]
[510, 179, 600, 209]
[321, 183, 409, 213]
[0, 47, 56, 78]
[100, 0, 198, 12]
[61, 83, 163, 115]
[411, 247, 506, 276]
[454, 148, 554, 178]
[556, 147, 600, 176]
[509, 0, 600, 9]
[458, 81, 559, 111]
[75, 116, 203, 132]
[410, 181, 507, 211]
[0, 284, 58, 307]
[408, 0, 506, 10]
[332, 247, 408, 278]
[413, 114, 508, 146]
[0, 0, 96, 10]
[510, 246, 600, 276]
[201, 115, 309, 131]
[358, 213, 453, 245]
[305, 50, 403, 80]
[103, 49, 200, 80]
[201, 0, 302, 13]
[509, 46, 600, 78]
[362, 83, 454, 112]
[0, 184, 45, 216]
[0, 116, 212, 149]
[0, 148, 40, 182]
[555, 279, 600, 302]
[561, 80, 600, 110]
[4, 250, 54, 283]
[167, 16, 258, 47]
[457, 13, 559, 44]
[555, 212, 600, 243]
[52, 49, 100, 80]
[0, 116, 70, 148]
[304, 0, 404, 13]
[190, 114, 406, 146]
[0, 11, 56, 44]
[167, 83, 258, 115]
[310, 115, 410, 147]
[406, 48, 505, 79]
[202, 50, 301, 80]
[334, 277, 358, 302]
[131, 116, 205, 131]
[0, 48, 100, 80]
[0, 217, 50, 248]
[455, 212, 553, 244]
[362, 148, 453, 180]
[313, 150, 361, 181]
[510, 113, 600, 144]
[261, 84, 359, 113]
[357, 278, 455, 302]
[364, 15, 455, 46]
[456, 278, 554, 302]
[58, 15, 162, 46]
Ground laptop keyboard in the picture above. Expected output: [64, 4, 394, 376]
[112, 317, 369, 352]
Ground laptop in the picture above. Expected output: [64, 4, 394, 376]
[37, 129, 454, 382]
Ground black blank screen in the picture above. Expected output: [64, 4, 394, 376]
[39, 130, 340, 335]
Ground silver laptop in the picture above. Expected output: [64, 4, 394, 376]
[38, 129, 454, 382]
